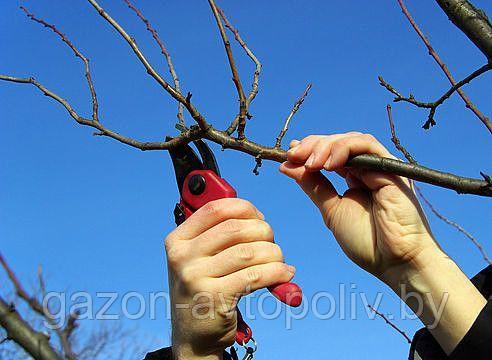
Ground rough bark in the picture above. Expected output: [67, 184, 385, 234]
[0, 298, 61, 360]
[436, 0, 492, 60]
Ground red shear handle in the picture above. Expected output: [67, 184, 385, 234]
[179, 169, 303, 343]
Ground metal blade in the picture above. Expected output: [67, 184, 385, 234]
[193, 139, 221, 177]
[167, 137, 204, 195]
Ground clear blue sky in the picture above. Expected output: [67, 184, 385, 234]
[1, 0, 491, 358]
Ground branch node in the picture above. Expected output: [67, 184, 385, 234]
[480, 171, 492, 186]
[253, 155, 262, 175]
[185, 92, 192, 103]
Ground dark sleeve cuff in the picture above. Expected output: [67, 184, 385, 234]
[449, 299, 492, 359]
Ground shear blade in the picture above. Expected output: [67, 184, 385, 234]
[167, 137, 220, 195]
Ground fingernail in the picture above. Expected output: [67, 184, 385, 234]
[305, 153, 315, 168]
[287, 145, 299, 155]
[324, 155, 332, 170]
[287, 265, 296, 274]
[290, 139, 300, 148]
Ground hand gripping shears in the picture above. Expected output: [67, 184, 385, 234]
[168, 139, 302, 345]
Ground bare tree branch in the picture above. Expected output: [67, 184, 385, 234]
[415, 186, 492, 265]
[386, 110, 491, 265]
[20, 6, 100, 123]
[0, 297, 61, 360]
[2, 73, 491, 197]
[2, 2, 492, 197]
[1, 254, 76, 359]
[367, 305, 412, 344]
[86, 0, 209, 131]
[208, 0, 248, 139]
[275, 83, 312, 148]
[387, 0, 492, 132]
[379, 63, 491, 129]
[386, 104, 417, 164]
[435, 0, 492, 60]
[216, 5, 262, 135]
[123, 0, 186, 131]
[0, 75, 202, 151]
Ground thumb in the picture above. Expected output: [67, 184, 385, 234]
[279, 161, 340, 219]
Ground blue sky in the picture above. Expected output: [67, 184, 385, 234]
[1, 0, 491, 358]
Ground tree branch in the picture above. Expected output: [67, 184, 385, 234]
[2, 2, 492, 197]
[435, 0, 492, 60]
[416, 186, 492, 265]
[379, 63, 491, 129]
[86, 0, 209, 131]
[123, 0, 186, 131]
[217, 5, 262, 135]
[1, 253, 76, 359]
[2, 74, 491, 196]
[385, 0, 492, 132]
[367, 305, 412, 344]
[386, 104, 417, 164]
[37, 266, 76, 360]
[385, 111, 491, 264]
[208, 0, 248, 139]
[0, 297, 61, 360]
[20, 6, 100, 123]
[275, 83, 312, 148]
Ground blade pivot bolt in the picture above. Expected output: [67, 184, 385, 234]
[188, 174, 206, 195]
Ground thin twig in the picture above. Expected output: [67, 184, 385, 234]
[2, 2, 492, 197]
[86, 0, 209, 131]
[394, 0, 492, 133]
[367, 305, 412, 344]
[0, 252, 44, 315]
[217, 5, 262, 134]
[275, 83, 312, 148]
[123, 0, 186, 131]
[252, 154, 262, 175]
[415, 186, 492, 265]
[1, 254, 76, 359]
[386, 104, 417, 164]
[379, 63, 491, 129]
[21, 6, 100, 122]
[208, 0, 247, 139]
[1, 74, 491, 197]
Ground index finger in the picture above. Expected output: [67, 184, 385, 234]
[167, 198, 263, 241]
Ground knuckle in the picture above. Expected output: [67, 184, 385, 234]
[270, 243, 284, 261]
[273, 262, 289, 275]
[257, 221, 274, 241]
[221, 219, 244, 234]
[246, 267, 262, 283]
[235, 199, 257, 216]
[362, 133, 376, 141]
[166, 243, 187, 267]
[201, 200, 225, 218]
[347, 131, 363, 136]
[180, 265, 197, 285]
[304, 135, 319, 142]
[235, 244, 255, 261]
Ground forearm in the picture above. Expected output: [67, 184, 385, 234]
[171, 343, 223, 360]
[383, 242, 487, 354]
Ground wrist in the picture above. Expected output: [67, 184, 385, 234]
[381, 240, 486, 354]
[379, 239, 444, 292]
[172, 342, 223, 360]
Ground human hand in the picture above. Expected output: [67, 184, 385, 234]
[165, 198, 295, 359]
[279, 132, 438, 285]
[279, 133, 487, 354]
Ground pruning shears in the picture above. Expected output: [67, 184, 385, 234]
[168, 139, 303, 347]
